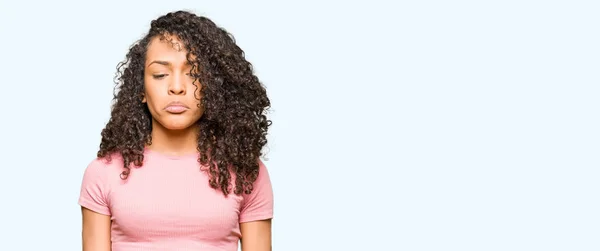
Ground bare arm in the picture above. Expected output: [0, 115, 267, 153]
[82, 207, 111, 251]
[240, 219, 272, 251]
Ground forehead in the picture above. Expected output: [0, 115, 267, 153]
[145, 35, 189, 66]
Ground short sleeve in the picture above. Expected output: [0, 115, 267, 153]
[78, 159, 111, 215]
[239, 159, 274, 223]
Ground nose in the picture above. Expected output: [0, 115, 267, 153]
[168, 74, 186, 95]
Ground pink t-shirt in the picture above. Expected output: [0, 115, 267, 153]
[78, 149, 273, 251]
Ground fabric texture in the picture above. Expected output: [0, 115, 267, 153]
[78, 149, 273, 251]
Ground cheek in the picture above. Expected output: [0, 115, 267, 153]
[143, 88, 163, 114]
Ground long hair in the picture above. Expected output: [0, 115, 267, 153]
[97, 10, 271, 196]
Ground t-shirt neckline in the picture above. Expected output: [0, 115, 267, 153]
[144, 147, 199, 160]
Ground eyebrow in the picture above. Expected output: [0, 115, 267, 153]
[147, 60, 192, 67]
[147, 60, 170, 67]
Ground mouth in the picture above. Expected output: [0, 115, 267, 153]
[164, 101, 190, 114]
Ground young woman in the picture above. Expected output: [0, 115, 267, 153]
[78, 10, 273, 251]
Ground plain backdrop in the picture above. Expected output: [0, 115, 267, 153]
[0, 0, 599, 250]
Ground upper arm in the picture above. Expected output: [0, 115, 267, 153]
[240, 219, 272, 251]
[239, 160, 274, 251]
[82, 207, 111, 251]
[239, 160, 273, 223]
[79, 159, 112, 251]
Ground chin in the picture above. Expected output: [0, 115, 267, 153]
[163, 124, 191, 131]
[165, 122, 196, 131]
[151, 111, 202, 131]
[157, 118, 197, 131]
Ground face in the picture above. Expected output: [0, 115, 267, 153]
[142, 35, 204, 131]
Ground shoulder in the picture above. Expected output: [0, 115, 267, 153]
[255, 159, 271, 183]
[238, 158, 274, 222]
[86, 152, 124, 169]
[242, 158, 273, 198]
[82, 153, 126, 181]
[79, 154, 125, 214]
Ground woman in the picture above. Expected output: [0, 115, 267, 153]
[78, 10, 273, 251]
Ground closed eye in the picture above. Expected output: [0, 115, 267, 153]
[152, 74, 168, 80]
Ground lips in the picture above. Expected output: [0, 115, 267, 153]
[164, 101, 190, 114]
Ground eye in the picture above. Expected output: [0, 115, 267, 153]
[152, 74, 167, 80]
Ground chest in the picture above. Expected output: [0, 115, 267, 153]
[107, 166, 243, 241]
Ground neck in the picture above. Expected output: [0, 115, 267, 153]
[147, 120, 198, 156]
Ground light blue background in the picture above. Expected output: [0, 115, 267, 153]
[0, 0, 598, 250]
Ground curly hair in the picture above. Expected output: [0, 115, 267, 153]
[97, 10, 271, 196]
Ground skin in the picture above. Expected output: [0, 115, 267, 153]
[142, 35, 204, 156]
[240, 220, 272, 251]
[82, 35, 272, 251]
[81, 208, 111, 251]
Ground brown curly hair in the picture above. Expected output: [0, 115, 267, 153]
[97, 10, 271, 196]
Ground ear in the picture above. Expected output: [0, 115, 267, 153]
[141, 94, 147, 103]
